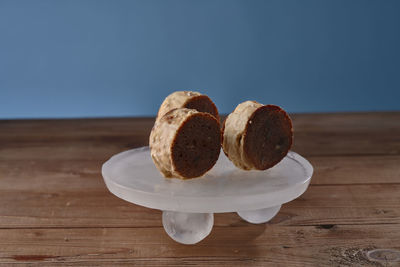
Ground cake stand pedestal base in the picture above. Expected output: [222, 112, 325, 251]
[162, 205, 282, 244]
[162, 211, 214, 244]
[237, 205, 281, 224]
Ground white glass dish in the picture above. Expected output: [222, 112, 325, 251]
[102, 146, 313, 244]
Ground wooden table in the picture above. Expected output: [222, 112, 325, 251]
[1, 112, 399, 266]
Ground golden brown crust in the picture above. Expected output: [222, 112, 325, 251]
[156, 91, 219, 122]
[222, 101, 263, 170]
[221, 116, 229, 158]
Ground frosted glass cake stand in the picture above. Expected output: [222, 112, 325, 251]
[102, 147, 313, 244]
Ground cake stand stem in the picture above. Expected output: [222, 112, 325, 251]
[162, 211, 214, 244]
[237, 205, 281, 224]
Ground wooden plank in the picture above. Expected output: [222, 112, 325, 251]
[0, 184, 399, 228]
[291, 112, 400, 156]
[0, 113, 399, 266]
[290, 112, 400, 133]
[0, 118, 153, 161]
[1, 155, 398, 194]
[1, 112, 400, 157]
[2, 131, 398, 161]
[0, 225, 399, 266]
[1, 112, 398, 140]
[0, 155, 399, 228]
[0, 159, 103, 191]
[309, 155, 400, 185]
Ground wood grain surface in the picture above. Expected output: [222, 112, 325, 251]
[0, 112, 399, 266]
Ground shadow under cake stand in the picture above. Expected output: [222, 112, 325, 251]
[102, 147, 313, 244]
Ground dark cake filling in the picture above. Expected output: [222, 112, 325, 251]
[184, 96, 219, 120]
[243, 105, 293, 170]
[171, 114, 221, 178]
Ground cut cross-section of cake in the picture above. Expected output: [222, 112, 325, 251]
[222, 101, 293, 170]
[150, 108, 221, 179]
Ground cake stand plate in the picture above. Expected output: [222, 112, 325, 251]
[102, 146, 313, 244]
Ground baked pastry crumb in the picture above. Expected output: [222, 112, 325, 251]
[150, 108, 221, 179]
[222, 101, 293, 170]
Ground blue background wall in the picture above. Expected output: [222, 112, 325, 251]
[1, 0, 399, 118]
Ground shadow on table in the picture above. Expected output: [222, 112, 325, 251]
[201, 222, 268, 257]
